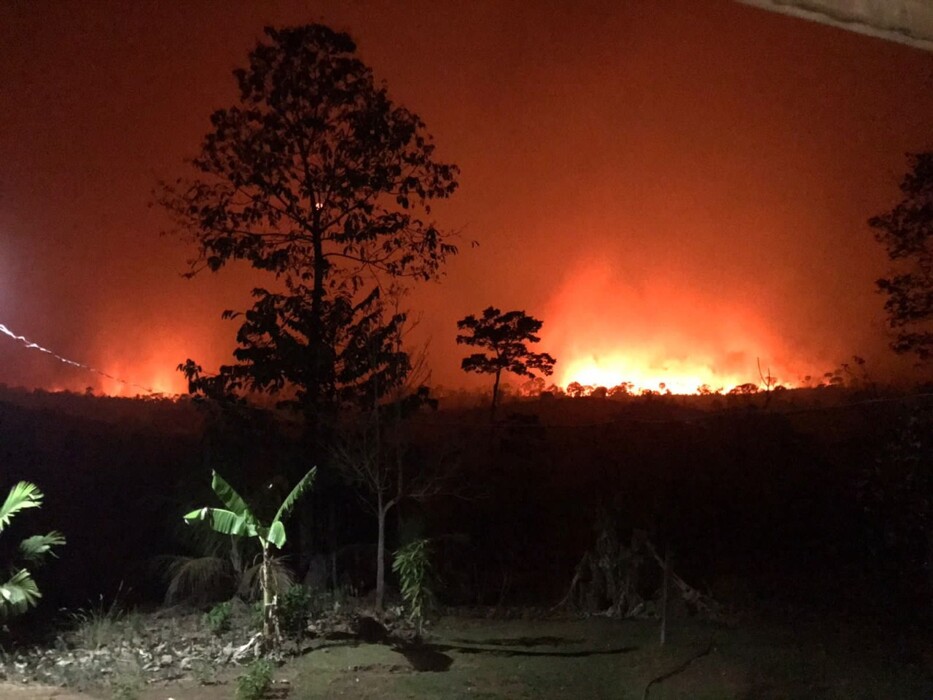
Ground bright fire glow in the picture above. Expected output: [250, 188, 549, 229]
[0, 320, 188, 397]
[541, 260, 821, 395]
[560, 355, 748, 394]
[94, 338, 189, 396]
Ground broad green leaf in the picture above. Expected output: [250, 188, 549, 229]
[0, 482, 43, 531]
[183, 507, 208, 523]
[0, 569, 41, 617]
[19, 531, 66, 563]
[267, 521, 286, 549]
[184, 507, 257, 538]
[272, 467, 316, 527]
[210, 471, 253, 518]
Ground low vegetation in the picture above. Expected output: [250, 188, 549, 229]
[393, 538, 435, 636]
[0, 481, 64, 619]
[236, 658, 273, 700]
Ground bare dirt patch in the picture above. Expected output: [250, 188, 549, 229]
[0, 682, 96, 700]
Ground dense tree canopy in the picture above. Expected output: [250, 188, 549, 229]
[869, 152, 933, 361]
[159, 24, 459, 415]
[456, 307, 556, 420]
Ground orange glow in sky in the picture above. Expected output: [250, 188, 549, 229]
[0, 2, 930, 397]
[97, 370, 183, 398]
[0, 319, 186, 396]
[541, 260, 819, 394]
[94, 344, 188, 396]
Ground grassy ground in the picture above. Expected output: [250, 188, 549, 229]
[18, 611, 928, 699]
[278, 614, 931, 700]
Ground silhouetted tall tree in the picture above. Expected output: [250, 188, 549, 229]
[869, 152, 933, 362]
[456, 307, 556, 421]
[158, 24, 459, 429]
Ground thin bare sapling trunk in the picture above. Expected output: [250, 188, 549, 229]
[660, 547, 671, 646]
[333, 326, 457, 615]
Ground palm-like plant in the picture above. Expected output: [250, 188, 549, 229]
[0, 482, 65, 618]
[184, 468, 315, 651]
[156, 520, 294, 606]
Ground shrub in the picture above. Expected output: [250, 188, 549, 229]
[0, 481, 65, 619]
[277, 584, 312, 646]
[110, 661, 144, 700]
[392, 538, 434, 636]
[204, 600, 232, 635]
[68, 590, 130, 650]
[236, 658, 273, 700]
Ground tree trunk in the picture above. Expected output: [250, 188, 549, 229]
[490, 369, 502, 423]
[310, 209, 327, 394]
[330, 501, 339, 590]
[261, 542, 275, 649]
[660, 547, 670, 646]
[305, 207, 333, 444]
[376, 491, 386, 613]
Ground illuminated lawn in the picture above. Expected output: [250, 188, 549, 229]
[119, 614, 926, 700]
[1, 611, 929, 699]
[282, 615, 929, 700]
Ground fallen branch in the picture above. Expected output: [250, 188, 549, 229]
[230, 632, 275, 664]
[644, 541, 722, 618]
[550, 552, 592, 613]
[642, 638, 714, 700]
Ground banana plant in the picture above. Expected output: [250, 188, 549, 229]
[184, 467, 315, 651]
[0, 482, 66, 618]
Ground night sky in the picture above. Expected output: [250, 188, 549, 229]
[1, 0, 932, 396]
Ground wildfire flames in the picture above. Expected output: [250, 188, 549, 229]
[29, 339, 189, 398]
[0, 258, 837, 398]
[541, 261, 818, 395]
[559, 355, 751, 395]
[91, 339, 190, 396]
